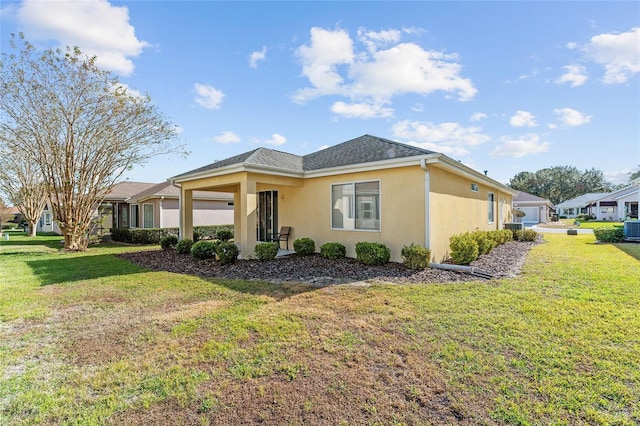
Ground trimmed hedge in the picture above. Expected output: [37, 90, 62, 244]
[449, 232, 479, 265]
[109, 225, 233, 244]
[217, 242, 239, 265]
[401, 243, 431, 270]
[320, 242, 346, 260]
[594, 227, 624, 243]
[175, 239, 193, 255]
[191, 240, 219, 260]
[255, 242, 278, 260]
[355, 242, 390, 265]
[293, 237, 315, 256]
[160, 235, 179, 250]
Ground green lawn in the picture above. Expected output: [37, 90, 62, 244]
[1, 230, 639, 425]
[560, 219, 625, 230]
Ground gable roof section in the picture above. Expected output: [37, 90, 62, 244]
[103, 182, 157, 201]
[303, 134, 434, 171]
[555, 192, 608, 208]
[134, 181, 232, 202]
[513, 190, 554, 206]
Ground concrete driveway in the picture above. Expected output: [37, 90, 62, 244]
[527, 224, 594, 234]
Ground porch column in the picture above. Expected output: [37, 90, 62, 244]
[179, 188, 193, 240]
[239, 178, 257, 259]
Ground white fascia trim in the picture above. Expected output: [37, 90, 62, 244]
[171, 163, 303, 183]
[303, 155, 437, 178]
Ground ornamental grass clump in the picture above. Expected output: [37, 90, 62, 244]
[401, 243, 431, 270]
[355, 242, 390, 265]
[293, 237, 315, 256]
[255, 242, 278, 260]
[320, 242, 346, 259]
[449, 232, 479, 265]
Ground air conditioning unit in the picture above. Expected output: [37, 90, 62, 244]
[624, 220, 640, 240]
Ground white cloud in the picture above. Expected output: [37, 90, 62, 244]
[510, 110, 537, 127]
[16, 0, 148, 76]
[392, 120, 491, 157]
[490, 134, 550, 158]
[555, 65, 588, 87]
[584, 27, 640, 84]
[261, 133, 287, 146]
[470, 112, 487, 122]
[293, 26, 477, 118]
[554, 107, 592, 126]
[605, 168, 636, 185]
[194, 83, 224, 109]
[249, 46, 267, 68]
[213, 131, 241, 144]
[566, 42, 579, 50]
[331, 101, 393, 118]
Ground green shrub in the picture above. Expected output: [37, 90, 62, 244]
[594, 227, 624, 243]
[160, 235, 179, 250]
[216, 242, 239, 265]
[472, 231, 496, 255]
[216, 228, 234, 242]
[320, 242, 346, 260]
[175, 238, 194, 255]
[110, 228, 132, 243]
[355, 242, 391, 265]
[191, 240, 218, 260]
[293, 237, 315, 256]
[401, 243, 431, 270]
[255, 242, 278, 260]
[520, 229, 538, 242]
[449, 232, 479, 265]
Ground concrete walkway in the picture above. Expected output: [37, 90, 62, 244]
[527, 225, 594, 234]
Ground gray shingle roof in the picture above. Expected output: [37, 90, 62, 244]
[513, 191, 551, 203]
[172, 135, 435, 180]
[134, 181, 232, 201]
[103, 182, 157, 200]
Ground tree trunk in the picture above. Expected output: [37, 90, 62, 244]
[28, 220, 37, 237]
[63, 228, 89, 251]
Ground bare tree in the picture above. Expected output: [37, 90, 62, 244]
[0, 34, 183, 250]
[0, 198, 15, 231]
[0, 148, 49, 236]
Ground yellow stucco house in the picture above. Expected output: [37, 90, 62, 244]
[170, 135, 515, 263]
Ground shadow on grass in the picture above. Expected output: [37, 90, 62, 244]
[0, 233, 64, 251]
[27, 254, 143, 286]
[614, 242, 640, 260]
[209, 278, 318, 301]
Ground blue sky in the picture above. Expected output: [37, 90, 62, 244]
[1, 1, 639, 186]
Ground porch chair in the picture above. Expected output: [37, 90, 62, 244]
[272, 226, 291, 250]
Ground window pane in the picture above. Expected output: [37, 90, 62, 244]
[332, 184, 353, 229]
[143, 204, 154, 228]
[488, 193, 495, 223]
[355, 181, 380, 230]
[130, 205, 138, 228]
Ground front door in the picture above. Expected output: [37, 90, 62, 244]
[257, 190, 278, 242]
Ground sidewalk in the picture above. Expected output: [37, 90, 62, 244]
[527, 224, 593, 234]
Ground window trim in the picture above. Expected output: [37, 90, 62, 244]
[471, 183, 479, 192]
[330, 179, 381, 232]
[129, 204, 139, 228]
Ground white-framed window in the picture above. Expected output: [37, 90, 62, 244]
[331, 180, 380, 231]
[488, 192, 495, 223]
[130, 204, 139, 228]
[471, 183, 479, 192]
[143, 204, 154, 228]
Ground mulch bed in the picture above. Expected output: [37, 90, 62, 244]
[118, 239, 542, 286]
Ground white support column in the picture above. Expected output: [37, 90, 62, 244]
[420, 159, 431, 250]
[179, 188, 193, 240]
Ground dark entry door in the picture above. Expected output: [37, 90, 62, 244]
[257, 190, 278, 242]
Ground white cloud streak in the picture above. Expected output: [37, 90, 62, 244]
[392, 120, 490, 157]
[509, 111, 537, 127]
[584, 27, 640, 84]
[554, 107, 592, 126]
[195, 83, 224, 109]
[555, 65, 588, 87]
[470, 112, 487, 122]
[490, 134, 550, 158]
[261, 133, 287, 146]
[294, 26, 477, 119]
[15, 0, 148, 76]
[213, 131, 241, 144]
[249, 46, 267, 68]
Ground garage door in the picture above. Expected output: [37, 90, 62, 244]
[521, 207, 539, 222]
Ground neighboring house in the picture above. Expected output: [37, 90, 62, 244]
[36, 204, 62, 234]
[102, 181, 234, 229]
[512, 191, 554, 225]
[588, 185, 639, 220]
[555, 192, 608, 218]
[170, 134, 516, 263]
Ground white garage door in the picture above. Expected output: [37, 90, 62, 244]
[521, 207, 539, 222]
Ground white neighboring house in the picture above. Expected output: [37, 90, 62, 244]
[555, 192, 608, 219]
[512, 191, 554, 225]
[589, 184, 638, 220]
[36, 204, 62, 234]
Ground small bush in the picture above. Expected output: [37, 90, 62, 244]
[216, 228, 234, 242]
[175, 238, 194, 255]
[449, 232, 479, 265]
[520, 229, 538, 242]
[472, 231, 496, 255]
[216, 242, 239, 265]
[293, 237, 315, 256]
[355, 242, 390, 265]
[110, 227, 132, 243]
[255, 242, 278, 260]
[160, 235, 179, 250]
[320, 242, 346, 260]
[488, 229, 512, 245]
[401, 243, 431, 270]
[594, 227, 624, 243]
[191, 240, 218, 260]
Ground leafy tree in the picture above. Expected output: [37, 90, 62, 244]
[0, 34, 183, 250]
[508, 165, 614, 205]
[629, 170, 640, 182]
[0, 148, 49, 236]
